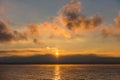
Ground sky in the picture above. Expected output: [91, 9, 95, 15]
[0, 0, 120, 58]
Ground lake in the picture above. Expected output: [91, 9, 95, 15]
[0, 64, 120, 80]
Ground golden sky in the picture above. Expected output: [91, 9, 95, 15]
[0, 1, 120, 57]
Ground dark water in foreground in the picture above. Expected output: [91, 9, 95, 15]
[0, 64, 120, 80]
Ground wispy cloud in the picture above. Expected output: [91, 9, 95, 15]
[114, 12, 120, 27]
[0, 49, 44, 57]
[100, 13, 120, 40]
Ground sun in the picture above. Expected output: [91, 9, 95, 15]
[55, 50, 59, 58]
[56, 52, 59, 56]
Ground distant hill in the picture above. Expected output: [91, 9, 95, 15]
[0, 54, 120, 64]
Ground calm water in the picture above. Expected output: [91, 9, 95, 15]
[0, 64, 120, 80]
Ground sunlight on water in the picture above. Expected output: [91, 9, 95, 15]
[0, 64, 120, 80]
[54, 65, 61, 80]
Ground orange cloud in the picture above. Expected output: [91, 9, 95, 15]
[25, 24, 41, 36]
[101, 13, 120, 40]
[0, 1, 120, 44]
[41, 22, 71, 38]
[101, 27, 120, 40]
[114, 12, 120, 27]
[0, 1, 103, 42]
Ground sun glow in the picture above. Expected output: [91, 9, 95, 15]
[56, 52, 59, 56]
[55, 49, 59, 57]
[46, 46, 60, 57]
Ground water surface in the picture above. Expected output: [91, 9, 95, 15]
[0, 64, 120, 80]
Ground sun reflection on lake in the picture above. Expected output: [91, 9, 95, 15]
[54, 65, 61, 80]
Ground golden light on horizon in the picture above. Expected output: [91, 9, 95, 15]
[55, 49, 59, 58]
[56, 52, 59, 56]
[46, 46, 60, 57]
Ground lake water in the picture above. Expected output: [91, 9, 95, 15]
[0, 64, 120, 80]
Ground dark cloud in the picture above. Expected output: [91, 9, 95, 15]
[0, 20, 27, 43]
[0, 49, 41, 54]
[0, 20, 15, 42]
[57, 1, 102, 32]
[0, 49, 42, 57]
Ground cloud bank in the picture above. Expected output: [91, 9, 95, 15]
[0, 1, 120, 43]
